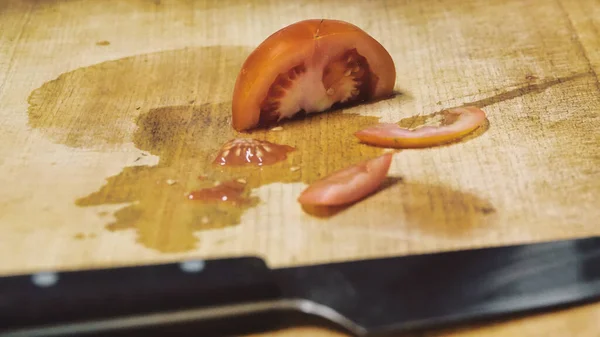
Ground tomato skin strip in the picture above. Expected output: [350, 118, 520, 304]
[354, 106, 487, 148]
[297, 153, 393, 206]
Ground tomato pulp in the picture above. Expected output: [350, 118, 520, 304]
[232, 19, 397, 131]
[213, 138, 295, 166]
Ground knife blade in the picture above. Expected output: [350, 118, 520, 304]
[2, 236, 600, 337]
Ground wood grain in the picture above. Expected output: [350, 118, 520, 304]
[0, 0, 599, 336]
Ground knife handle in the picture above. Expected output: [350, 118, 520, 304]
[0, 257, 284, 336]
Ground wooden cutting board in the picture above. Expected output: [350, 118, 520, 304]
[1, 0, 599, 335]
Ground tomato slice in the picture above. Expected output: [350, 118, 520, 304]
[232, 19, 396, 131]
[297, 153, 393, 206]
[354, 106, 487, 148]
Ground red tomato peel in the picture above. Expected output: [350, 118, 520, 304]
[297, 153, 393, 206]
[232, 19, 397, 131]
[354, 106, 487, 148]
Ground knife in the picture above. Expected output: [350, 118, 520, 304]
[2, 236, 600, 337]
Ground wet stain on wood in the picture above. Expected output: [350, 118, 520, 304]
[461, 73, 589, 109]
[27, 45, 391, 252]
[73, 103, 385, 252]
[389, 73, 590, 149]
[74, 233, 96, 240]
[27, 46, 252, 149]
[376, 182, 496, 236]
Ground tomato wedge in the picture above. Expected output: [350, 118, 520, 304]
[297, 153, 393, 206]
[232, 19, 396, 131]
[354, 106, 487, 148]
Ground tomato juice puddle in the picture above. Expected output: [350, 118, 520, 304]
[22, 21, 581, 254]
[71, 103, 386, 253]
[187, 180, 253, 205]
[186, 139, 295, 205]
[26, 40, 486, 255]
[26, 45, 391, 253]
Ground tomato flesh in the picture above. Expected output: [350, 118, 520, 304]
[213, 138, 295, 166]
[232, 19, 396, 131]
[297, 153, 393, 206]
[354, 106, 487, 148]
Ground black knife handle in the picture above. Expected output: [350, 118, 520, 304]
[0, 257, 284, 336]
